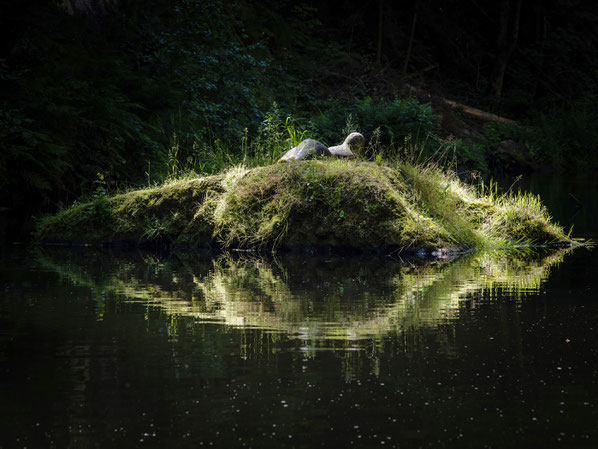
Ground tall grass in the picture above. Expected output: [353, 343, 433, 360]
[157, 104, 310, 183]
[158, 109, 569, 248]
[57, 103, 569, 252]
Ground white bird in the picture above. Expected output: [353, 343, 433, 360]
[328, 132, 365, 158]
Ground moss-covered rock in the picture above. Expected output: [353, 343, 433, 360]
[35, 160, 573, 252]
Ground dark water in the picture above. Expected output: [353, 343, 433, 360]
[1, 175, 597, 449]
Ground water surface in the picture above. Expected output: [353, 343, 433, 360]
[1, 242, 597, 449]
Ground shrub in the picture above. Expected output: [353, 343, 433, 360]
[311, 96, 438, 148]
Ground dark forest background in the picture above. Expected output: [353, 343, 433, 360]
[1, 0, 597, 239]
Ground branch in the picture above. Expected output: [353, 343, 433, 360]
[318, 71, 367, 90]
[405, 83, 521, 126]
[403, 64, 438, 80]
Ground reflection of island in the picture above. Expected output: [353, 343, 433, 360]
[35, 247, 572, 347]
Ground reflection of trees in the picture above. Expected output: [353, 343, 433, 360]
[35, 247, 571, 352]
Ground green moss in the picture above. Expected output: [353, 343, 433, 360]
[35, 175, 223, 245]
[35, 160, 573, 251]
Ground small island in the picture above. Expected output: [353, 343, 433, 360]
[35, 158, 573, 254]
[4, 3, 598, 448]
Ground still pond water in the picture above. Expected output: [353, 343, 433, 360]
[1, 174, 597, 449]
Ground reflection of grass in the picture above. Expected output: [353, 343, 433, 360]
[35, 246, 572, 345]
[346, 248, 569, 337]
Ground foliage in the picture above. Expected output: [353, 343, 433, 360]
[311, 97, 438, 149]
[0, 107, 70, 205]
[451, 141, 488, 173]
[0, 1, 164, 215]
[527, 100, 598, 169]
[160, 103, 310, 178]
[146, 0, 272, 140]
[3, 0, 598, 240]
[0, 0, 299, 224]
[477, 104, 598, 171]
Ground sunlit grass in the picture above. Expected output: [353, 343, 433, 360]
[35, 135, 575, 251]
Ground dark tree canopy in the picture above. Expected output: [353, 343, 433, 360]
[1, 0, 597, 239]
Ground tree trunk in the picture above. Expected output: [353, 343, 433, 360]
[375, 0, 383, 66]
[529, 0, 547, 106]
[489, 0, 521, 100]
[403, 0, 419, 76]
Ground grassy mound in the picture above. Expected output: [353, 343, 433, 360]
[35, 160, 572, 252]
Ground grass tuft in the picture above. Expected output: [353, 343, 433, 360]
[35, 158, 574, 252]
